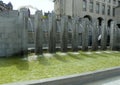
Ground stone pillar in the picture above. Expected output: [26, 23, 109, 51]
[118, 27, 120, 50]
[110, 21, 118, 50]
[116, 26, 120, 50]
[34, 11, 43, 55]
[19, 8, 29, 55]
[79, 21, 83, 46]
[118, 28, 120, 51]
[92, 20, 98, 50]
[82, 18, 89, 51]
[60, 16, 68, 52]
[48, 12, 56, 53]
[71, 17, 79, 51]
[101, 21, 107, 50]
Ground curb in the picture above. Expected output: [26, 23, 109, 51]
[3, 66, 120, 85]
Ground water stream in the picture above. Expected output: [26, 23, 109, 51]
[28, 18, 35, 53]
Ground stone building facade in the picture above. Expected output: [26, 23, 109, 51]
[54, 0, 119, 26]
[115, 0, 120, 27]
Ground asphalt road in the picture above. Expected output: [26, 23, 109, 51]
[85, 75, 120, 85]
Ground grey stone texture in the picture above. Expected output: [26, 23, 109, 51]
[48, 12, 56, 53]
[19, 8, 29, 55]
[92, 20, 98, 50]
[34, 11, 43, 55]
[0, 8, 29, 57]
[101, 21, 107, 50]
[54, 0, 118, 27]
[27, 11, 120, 52]
[110, 21, 120, 50]
[60, 16, 68, 52]
[71, 17, 79, 51]
[82, 18, 89, 51]
[0, 9, 120, 57]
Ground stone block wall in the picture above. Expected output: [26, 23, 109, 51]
[0, 9, 119, 57]
[0, 9, 29, 57]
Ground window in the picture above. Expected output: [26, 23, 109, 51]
[107, 0, 111, 3]
[119, 1, 120, 5]
[107, 6, 110, 15]
[113, 7, 115, 16]
[89, 1, 94, 12]
[113, 0, 116, 4]
[96, 2, 100, 14]
[102, 4, 105, 15]
[83, 0, 87, 11]
[109, 0, 111, 3]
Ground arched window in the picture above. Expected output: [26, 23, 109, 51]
[84, 15, 92, 21]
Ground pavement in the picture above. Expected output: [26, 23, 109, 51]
[86, 75, 120, 85]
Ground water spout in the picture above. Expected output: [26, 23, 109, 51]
[28, 18, 35, 52]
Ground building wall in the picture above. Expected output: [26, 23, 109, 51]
[54, 0, 119, 24]
[115, 6, 120, 24]
[65, 0, 73, 16]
